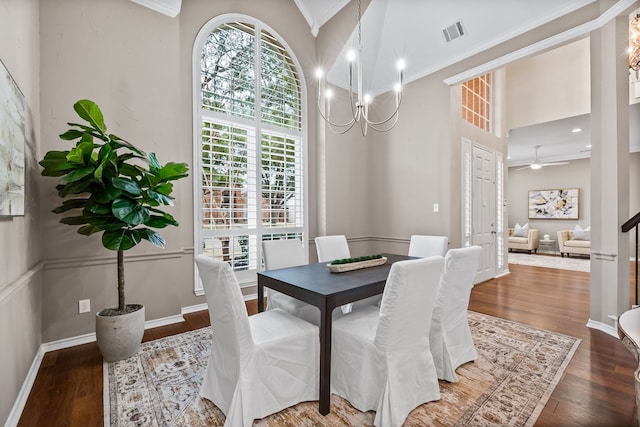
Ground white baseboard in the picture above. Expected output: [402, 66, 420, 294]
[6, 310, 188, 427]
[181, 302, 208, 315]
[586, 318, 619, 338]
[181, 295, 257, 318]
[4, 346, 46, 427]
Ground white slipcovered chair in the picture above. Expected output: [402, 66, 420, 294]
[195, 255, 319, 427]
[429, 245, 482, 382]
[262, 239, 320, 325]
[408, 235, 449, 258]
[314, 235, 351, 263]
[314, 234, 380, 312]
[330, 256, 444, 427]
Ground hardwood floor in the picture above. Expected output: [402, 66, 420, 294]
[18, 264, 638, 426]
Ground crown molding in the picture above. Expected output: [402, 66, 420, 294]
[130, 0, 181, 18]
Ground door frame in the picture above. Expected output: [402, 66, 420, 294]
[462, 138, 507, 282]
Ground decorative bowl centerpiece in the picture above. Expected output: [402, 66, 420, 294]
[327, 254, 387, 273]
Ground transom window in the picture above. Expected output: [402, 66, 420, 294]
[461, 73, 491, 132]
[194, 17, 306, 289]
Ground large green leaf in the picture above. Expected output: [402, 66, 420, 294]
[84, 214, 127, 231]
[39, 151, 73, 175]
[77, 224, 102, 236]
[57, 179, 92, 197]
[154, 182, 173, 196]
[146, 190, 173, 206]
[109, 134, 145, 157]
[67, 137, 94, 165]
[119, 163, 143, 178]
[91, 182, 122, 203]
[111, 177, 142, 196]
[73, 100, 106, 132]
[63, 166, 95, 183]
[94, 143, 115, 180]
[60, 216, 88, 225]
[52, 199, 89, 214]
[59, 129, 85, 140]
[158, 162, 189, 181]
[136, 228, 165, 248]
[144, 213, 178, 228]
[112, 198, 150, 225]
[85, 200, 111, 215]
[148, 152, 161, 172]
[102, 229, 140, 251]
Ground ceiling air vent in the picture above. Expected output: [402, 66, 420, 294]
[443, 20, 465, 43]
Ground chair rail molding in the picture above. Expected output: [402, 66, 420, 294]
[0, 261, 44, 306]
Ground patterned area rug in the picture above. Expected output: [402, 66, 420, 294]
[104, 311, 580, 427]
[508, 252, 590, 272]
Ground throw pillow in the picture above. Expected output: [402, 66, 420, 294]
[513, 223, 529, 238]
[571, 224, 591, 240]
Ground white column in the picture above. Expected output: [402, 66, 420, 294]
[589, 13, 631, 334]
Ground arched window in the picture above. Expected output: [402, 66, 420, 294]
[193, 16, 307, 290]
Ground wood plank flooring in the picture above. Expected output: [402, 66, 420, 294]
[17, 263, 639, 426]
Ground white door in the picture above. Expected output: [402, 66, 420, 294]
[472, 145, 496, 282]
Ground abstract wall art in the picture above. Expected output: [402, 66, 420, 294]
[528, 188, 579, 220]
[0, 58, 26, 216]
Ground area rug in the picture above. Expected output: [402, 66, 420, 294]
[508, 252, 590, 272]
[104, 311, 580, 427]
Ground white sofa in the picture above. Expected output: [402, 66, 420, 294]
[557, 230, 591, 257]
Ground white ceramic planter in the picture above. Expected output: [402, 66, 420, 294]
[96, 304, 145, 362]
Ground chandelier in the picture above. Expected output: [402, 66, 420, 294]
[315, 0, 405, 136]
[631, 13, 640, 71]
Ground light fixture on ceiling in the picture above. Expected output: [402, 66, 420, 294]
[517, 145, 569, 171]
[315, 0, 405, 136]
[571, 127, 582, 133]
[630, 13, 640, 71]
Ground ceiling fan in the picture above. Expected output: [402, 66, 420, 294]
[517, 145, 569, 171]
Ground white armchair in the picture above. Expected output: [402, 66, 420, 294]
[508, 226, 540, 254]
[195, 256, 319, 427]
[330, 256, 444, 427]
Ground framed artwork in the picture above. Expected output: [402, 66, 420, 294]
[0, 58, 26, 216]
[528, 188, 579, 219]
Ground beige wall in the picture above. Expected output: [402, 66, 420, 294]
[507, 158, 592, 242]
[508, 153, 639, 255]
[506, 38, 591, 129]
[0, 0, 42, 423]
[38, 0, 316, 342]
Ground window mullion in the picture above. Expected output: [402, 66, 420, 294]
[255, 24, 264, 263]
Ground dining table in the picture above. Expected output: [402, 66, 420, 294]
[257, 252, 411, 416]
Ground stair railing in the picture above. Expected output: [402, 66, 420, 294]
[622, 212, 640, 305]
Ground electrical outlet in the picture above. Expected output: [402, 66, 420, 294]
[433, 203, 439, 213]
[79, 299, 91, 314]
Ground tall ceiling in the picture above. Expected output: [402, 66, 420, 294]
[132, 0, 638, 166]
[294, 0, 638, 167]
[296, 0, 595, 95]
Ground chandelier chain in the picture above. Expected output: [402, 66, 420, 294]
[357, 0, 362, 51]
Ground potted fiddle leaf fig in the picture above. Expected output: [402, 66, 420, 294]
[39, 99, 189, 361]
